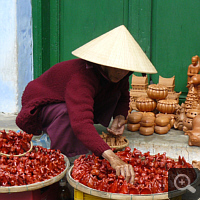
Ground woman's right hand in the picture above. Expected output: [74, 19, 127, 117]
[102, 149, 135, 184]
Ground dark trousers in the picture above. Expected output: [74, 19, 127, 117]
[40, 103, 89, 157]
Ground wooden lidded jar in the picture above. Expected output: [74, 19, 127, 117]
[136, 97, 157, 112]
[147, 84, 168, 100]
[157, 99, 178, 114]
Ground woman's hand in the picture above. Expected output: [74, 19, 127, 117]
[102, 149, 135, 184]
[107, 115, 127, 136]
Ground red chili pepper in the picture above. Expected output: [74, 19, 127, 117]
[108, 179, 118, 193]
[129, 185, 140, 194]
[140, 187, 152, 194]
[119, 180, 128, 194]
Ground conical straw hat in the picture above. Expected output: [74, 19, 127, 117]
[72, 25, 157, 74]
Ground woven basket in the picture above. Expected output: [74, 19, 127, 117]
[67, 164, 200, 200]
[0, 141, 33, 157]
[110, 138, 129, 151]
[0, 154, 70, 193]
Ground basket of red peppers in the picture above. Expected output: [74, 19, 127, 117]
[0, 130, 33, 157]
[0, 130, 70, 193]
[67, 147, 199, 199]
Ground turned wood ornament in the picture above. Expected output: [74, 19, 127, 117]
[136, 97, 156, 112]
[147, 84, 168, 100]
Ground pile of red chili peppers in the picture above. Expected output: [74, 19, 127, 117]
[0, 145, 66, 186]
[0, 130, 33, 155]
[72, 147, 193, 194]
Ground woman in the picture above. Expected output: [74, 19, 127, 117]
[16, 25, 157, 184]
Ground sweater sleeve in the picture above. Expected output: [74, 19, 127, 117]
[64, 71, 110, 156]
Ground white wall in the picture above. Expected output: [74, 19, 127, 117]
[0, 0, 33, 114]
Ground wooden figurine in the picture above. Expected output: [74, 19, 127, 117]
[192, 160, 200, 170]
[174, 103, 186, 131]
[185, 115, 200, 147]
[187, 55, 200, 87]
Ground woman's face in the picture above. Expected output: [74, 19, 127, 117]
[101, 66, 130, 83]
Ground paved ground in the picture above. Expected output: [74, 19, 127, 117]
[1, 112, 200, 199]
[0, 112, 19, 131]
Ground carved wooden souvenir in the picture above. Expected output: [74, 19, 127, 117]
[156, 113, 175, 128]
[192, 160, 200, 170]
[155, 116, 170, 127]
[183, 117, 193, 132]
[187, 55, 200, 86]
[129, 74, 149, 112]
[131, 74, 148, 91]
[157, 99, 178, 114]
[174, 103, 186, 131]
[158, 75, 175, 93]
[187, 74, 200, 87]
[155, 124, 170, 134]
[127, 123, 140, 132]
[136, 97, 156, 112]
[139, 126, 154, 136]
[166, 91, 182, 103]
[186, 109, 200, 119]
[140, 116, 155, 127]
[138, 112, 155, 117]
[147, 84, 168, 100]
[185, 85, 199, 112]
[128, 112, 143, 124]
[185, 115, 200, 146]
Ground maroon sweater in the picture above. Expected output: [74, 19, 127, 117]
[16, 59, 131, 156]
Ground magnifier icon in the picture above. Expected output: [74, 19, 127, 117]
[174, 174, 196, 193]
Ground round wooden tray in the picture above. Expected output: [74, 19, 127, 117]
[0, 154, 70, 193]
[67, 165, 200, 200]
[0, 141, 33, 157]
[110, 138, 129, 151]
